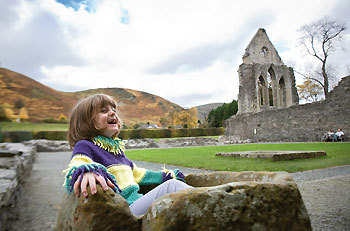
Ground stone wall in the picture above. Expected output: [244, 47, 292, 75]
[237, 63, 299, 114]
[0, 143, 35, 231]
[225, 76, 350, 142]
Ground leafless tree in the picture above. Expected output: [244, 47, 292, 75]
[298, 16, 346, 98]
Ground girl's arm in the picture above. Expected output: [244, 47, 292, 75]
[64, 155, 121, 197]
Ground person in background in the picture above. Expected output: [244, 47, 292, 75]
[322, 130, 334, 142]
[333, 128, 345, 142]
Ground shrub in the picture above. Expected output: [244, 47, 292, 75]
[2, 131, 33, 142]
[33, 131, 67, 140]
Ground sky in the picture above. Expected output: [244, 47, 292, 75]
[1, 0, 349, 108]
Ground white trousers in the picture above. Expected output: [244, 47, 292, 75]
[129, 179, 193, 216]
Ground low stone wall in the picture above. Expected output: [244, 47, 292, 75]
[0, 143, 36, 231]
[216, 151, 326, 161]
[225, 76, 350, 142]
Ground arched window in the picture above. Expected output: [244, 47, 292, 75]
[279, 77, 287, 107]
[267, 67, 276, 106]
[257, 76, 268, 106]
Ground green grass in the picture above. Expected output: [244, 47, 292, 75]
[126, 142, 350, 173]
[0, 122, 68, 131]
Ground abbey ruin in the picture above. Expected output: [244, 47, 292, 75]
[237, 28, 299, 114]
[225, 28, 350, 142]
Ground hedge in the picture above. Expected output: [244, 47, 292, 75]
[0, 128, 224, 142]
[118, 128, 224, 140]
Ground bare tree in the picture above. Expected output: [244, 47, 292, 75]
[298, 16, 346, 98]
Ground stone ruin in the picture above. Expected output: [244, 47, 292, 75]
[225, 28, 350, 143]
[237, 28, 299, 114]
[56, 171, 311, 231]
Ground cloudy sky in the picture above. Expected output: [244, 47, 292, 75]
[1, 0, 349, 108]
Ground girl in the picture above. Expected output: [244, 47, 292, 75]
[64, 94, 192, 216]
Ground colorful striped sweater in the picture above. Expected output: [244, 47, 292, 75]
[64, 136, 184, 205]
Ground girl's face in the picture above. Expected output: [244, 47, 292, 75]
[94, 104, 120, 137]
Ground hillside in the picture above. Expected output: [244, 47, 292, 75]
[0, 68, 183, 126]
[195, 103, 224, 121]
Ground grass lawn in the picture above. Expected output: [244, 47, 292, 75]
[0, 122, 68, 131]
[126, 142, 350, 173]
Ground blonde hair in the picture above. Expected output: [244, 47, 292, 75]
[67, 94, 123, 148]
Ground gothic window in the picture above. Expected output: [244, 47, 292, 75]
[279, 77, 287, 107]
[257, 76, 266, 106]
[267, 67, 276, 106]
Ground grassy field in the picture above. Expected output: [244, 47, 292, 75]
[126, 142, 350, 173]
[1, 122, 349, 173]
[0, 122, 68, 131]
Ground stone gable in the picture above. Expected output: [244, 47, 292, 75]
[237, 28, 299, 114]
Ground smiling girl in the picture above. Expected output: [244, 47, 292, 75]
[64, 94, 191, 216]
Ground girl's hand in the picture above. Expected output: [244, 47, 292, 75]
[73, 172, 116, 198]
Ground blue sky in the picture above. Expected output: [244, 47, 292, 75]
[1, 0, 349, 108]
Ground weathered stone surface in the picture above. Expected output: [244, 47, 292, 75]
[56, 186, 141, 231]
[0, 143, 35, 231]
[125, 139, 159, 149]
[216, 150, 327, 161]
[143, 172, 311, 231]
[24, 139, 71, 152]
[57, 172, 311, 231]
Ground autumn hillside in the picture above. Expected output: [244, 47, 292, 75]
[0, 68, 184, 126]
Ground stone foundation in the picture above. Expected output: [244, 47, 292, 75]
[56, 172, 311, 231]
[216, 151, 326, 161]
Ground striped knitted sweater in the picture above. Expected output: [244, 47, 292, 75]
[64, 136, 184, 205]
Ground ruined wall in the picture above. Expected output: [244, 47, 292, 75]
[238, 28, 299, 114]
[238, 63, 299, 114]
[225, 76, 350, 142]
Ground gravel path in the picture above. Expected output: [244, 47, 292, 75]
[10, 152, 350, 231]
[291, 166, 350, 231]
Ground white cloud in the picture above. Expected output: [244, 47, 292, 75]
[1, 0, 349, 107]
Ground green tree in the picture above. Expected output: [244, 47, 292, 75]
[207, 100, 238, 127]
[14, 99, 25, 109]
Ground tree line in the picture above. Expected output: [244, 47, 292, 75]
[207, 99, 238, 127]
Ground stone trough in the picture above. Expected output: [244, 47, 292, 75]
[56, 171, 311, 231]
[216, 150, 326, 161]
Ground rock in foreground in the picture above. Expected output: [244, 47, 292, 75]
[57, 172, 311, 231]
